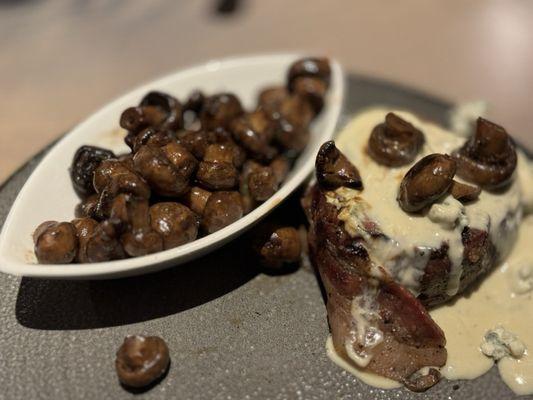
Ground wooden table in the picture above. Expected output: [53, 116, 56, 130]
[1, 0, 532, 183]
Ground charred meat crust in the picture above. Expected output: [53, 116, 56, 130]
[418, 227, 496, 308]
[306, 185, 446, 389]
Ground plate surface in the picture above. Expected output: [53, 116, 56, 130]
[0, 53, 344, 279]
[0, 75, 520, 399]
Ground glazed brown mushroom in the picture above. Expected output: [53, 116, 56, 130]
[196, 161, 238, 190]
[202, 191, 244, 234]
[70, 145, 115, 197]
[291, 77, 327, 114]
[258, 227, 302, 268]
[93, 159, 151, 199]
[150, 202, 199, 249]
[270, 155, 290, 185]
[75, 194, 100, 220]
[183, 90, 205, 114]
[238, 160, 261, 214]
[287, 57, 331, 91]
[84, 220, 125, 262]
[367, 112, 425, 167]
[200, 93, 243, 130]
[120, 106, 167, 133]
[33, 221, 78, 264]
[273, 121, 310, 156]
[278, 95, 314, 130]
[132, 144, 195, 197]
[315, 141, 363, 190]
[270, 96, 313, 155]
[35, 60, 331, 265]
[130, 127, 174, 153]
[183, 186, 212, 215]
[398, 153, 457, 213]
[449, 180, 481, 203]
[176, 128, 245, 164]
[257, 86, 289, 115]
[203, 143, 240, 167]
[115, 335, 170, 388]
[139, 91, 183, 131]
[176, 130, 210, 159]
[248, 165, 278, 202]
[109, 194, 163, 257]
[71, 217, 99, 263]
[452, 117, 517, 189]
[160, 142, 198, 179]
[231, 111, 278, 162]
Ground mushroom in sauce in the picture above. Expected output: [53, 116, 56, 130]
[449, 180, 481, 203]
[452, 117, 517, 189]
[367, 112, 425, 167]
[397, 153, 457, 213]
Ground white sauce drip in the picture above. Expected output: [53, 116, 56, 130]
[326, 336, 402, 390]
[344, 291, 384, 368]
[431, 214, 533, 396]
[324, 108, 533, 395]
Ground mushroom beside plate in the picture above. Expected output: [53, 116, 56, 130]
[0, 53, 344, 279]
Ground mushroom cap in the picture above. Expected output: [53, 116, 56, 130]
[287, 57, 331, 91]
[115, 335, 170, 388]
[315, 141, 363, 190]
[397, 153, 457, 213]
[140, 91, 183, 131]
[452, 117, 517, 189]
[70, 145, 115, 197]
[33, 221, 78, 264]
[150, 202, 199, 249]
[367, 112, 425, 167]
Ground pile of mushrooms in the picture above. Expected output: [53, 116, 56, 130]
[33, 57, 331, 264]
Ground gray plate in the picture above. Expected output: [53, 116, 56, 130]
[0, 75, 525, 400]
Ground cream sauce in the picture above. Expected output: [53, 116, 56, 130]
[325, 336, 402, 389]
[331, 108, 522, 296]
[431, 214, 533, 396]
[324, 108, 533, 395]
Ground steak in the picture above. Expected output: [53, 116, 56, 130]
[306, 185, 448, 390]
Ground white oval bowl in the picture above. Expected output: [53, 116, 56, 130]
[0, 53, 344, 279]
